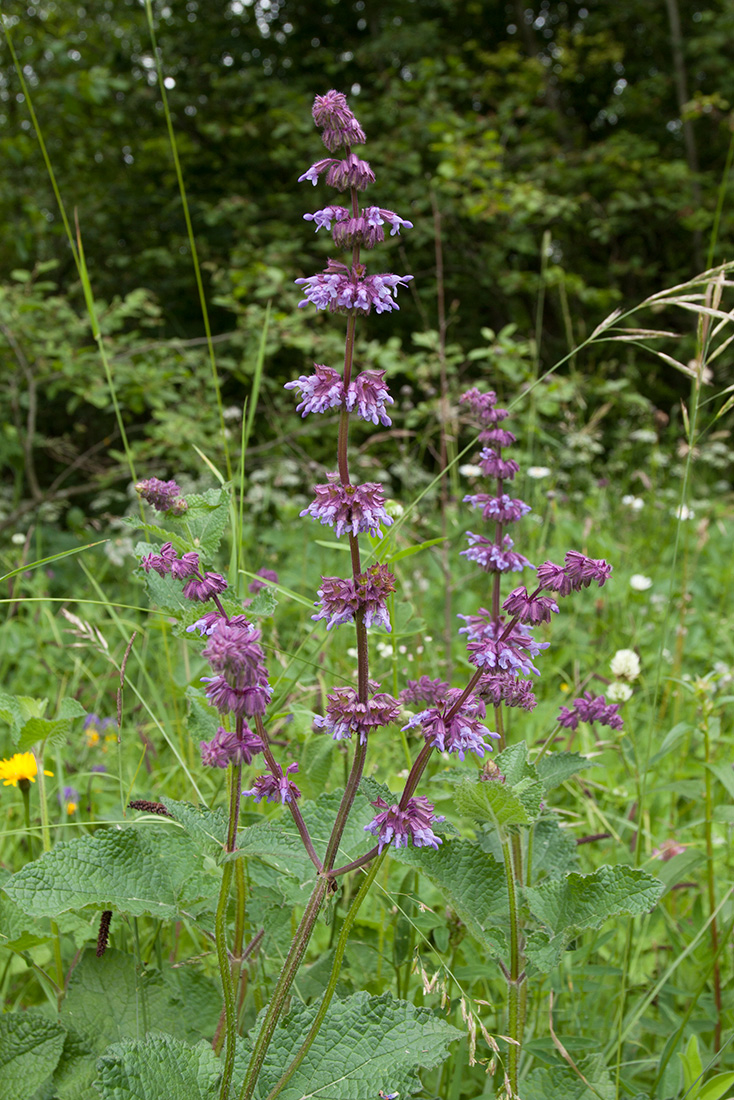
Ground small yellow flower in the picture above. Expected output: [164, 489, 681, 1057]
[86, 730, 100, 747]
[66, 801, 78, 815]
[0, 752, 53, 788]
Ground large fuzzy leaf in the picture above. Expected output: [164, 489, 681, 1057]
[0, 1011, 66, 1100]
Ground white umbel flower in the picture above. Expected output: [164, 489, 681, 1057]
[610, 649, 641, 681]
[526, 466, 551, 479]
[630, 574, 653, 591]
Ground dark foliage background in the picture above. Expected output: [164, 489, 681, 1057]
[2, 0, 733, 522]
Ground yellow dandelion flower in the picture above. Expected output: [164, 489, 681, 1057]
[66, 801, 78, 815]
[0, 752, 53, 788]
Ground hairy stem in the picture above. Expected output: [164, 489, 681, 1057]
[264, 853, 389, 1100]
[237, 878, 329, 1100]
[501, 833, 523, 1096]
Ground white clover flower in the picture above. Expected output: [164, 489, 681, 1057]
[674, 504, 695, 520]
[610, 649, 641, 681]
[630, 574, 653, 591]
[621, 495, 644, 512]
[527, 466, 551, 479]
[606, 681, 633, 702]
[458, 463, 483, 478]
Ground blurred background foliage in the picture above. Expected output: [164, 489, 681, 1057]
[1, 0, 734, 533]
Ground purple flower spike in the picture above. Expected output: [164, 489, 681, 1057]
[557, 692, 624, 731]
[563, 551, 612, 590]
[295, 262, 413, 315]
[403, 690, 499, 760]
[301, 475, 393, 539]
[536, 560, 575, 597]
[502, 586, 559, 624]
[326, 152, 375, 191]
[285, 365, 345, 416]
[400, 677, 451, 706]
[312, 90, 367, 151]
[460, 612, 548, 677]
[203, 676, 272, 718]
[135, 477, 187, 514]
[460, 388, 510, 427]
[182, 572, 228, 602]
[140, 541, 178, 576]
[200, 723, 264, 768]
[365, 795, 444, 852]
[476, 673, 537, 711]
[461, 532, 534, 573]
[313, 683, 400, 743]
[463, 493, 531, 524]
[313, 563, 395, 631]
[170, 552, 200, 580]
[479, 448, 520, 481]
[313, 576, 360, 630]
[203, 621, 267, 683]
[249, 568, 279, 594]
[346, 371, 394, 426]
[186, 611, 226, 637]
[243, 761, 301, 805]
[303, 206, 351, 232]
[479, 427, 517, 447]
[298, 158, 338, 186]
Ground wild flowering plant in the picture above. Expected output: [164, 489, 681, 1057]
[1, 91, 666, 1100]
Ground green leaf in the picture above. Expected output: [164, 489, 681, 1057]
[0, 1011, 66, 1100]
[16, 716, 72, 752]
[455, 776, 540, 828]
[385, 536, 447, 564]
[530, 817, 579, 882]
[95, 1034, 220, 1100]
[4, 828, 216, 920]
[58, 698, 88, 721]
[699, 1072, 734, 1100]
[51, 1028, 98, 1100]
[524, 865, 665, 937]
[392, 838, 508, 957]
[245, 992, 462, 1099]
[495, 741, 538, 785]
[141, 567, 192, 614]
[679, 1034, 704, 1100]
[62, 949, 221, 1050]
[523, 1054, 615, 1100]
[705, 761, 734, 801]
[536, 751, 597, 792]
[524, 930, 569, 973]
[183, 491, 230, 559]
[160, 798, 228, 853]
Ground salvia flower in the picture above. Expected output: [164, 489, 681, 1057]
[186, 611, 227, 637]
[461, 532, 534, 574]
[135, 477, 187, 514]
[243, 761, 301, 804]
[249, 568, 279, 594]
[295, 261, 413, 315]
[202, 676, 272, 719]
[285, 365, 345, 416]
[459, 612, 548, 677]
[303, 206, 351, 232]
[312, 90, 367, 150]
[479, 448, 520, 481]
[345, 371, 394, 426]
[364, 795, 444, 852]
[502, 586, 559, 625]
[182, 572, 228, 602]
[537, 552, 612, 595]
[403, 690, 499, 760]
[203, 621, 268, 684]
[301, 475, 393, 539]
[313, 683, 400, 743]
[200, 724, 263, 768]
[313, 564, 395, 632]
[556, 692, 624, 731]
[463, 493, 531, 524]
[476, 673, 537, 711]
[141, 541, 179, 576]
[170, 552, 200, 580]
[400, 676, 451, 706]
